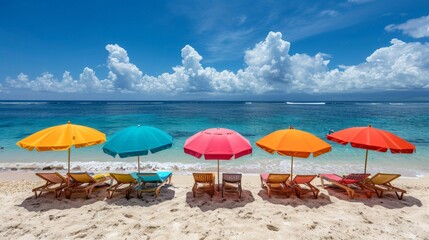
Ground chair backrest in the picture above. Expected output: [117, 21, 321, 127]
[193, 173, 215, 183]
[267, 174, 290, 183]
[36, 172, 66, 184]
[68, 172, 95, 183]
[223, 173, 242, 183]
[343, 173, 371, 183]
[136, 173, 161, 182]
[110, 173, 136, 184]
[293, 175, 316, 184]
[368, 173, 401, 185]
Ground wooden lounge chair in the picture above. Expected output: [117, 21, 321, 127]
[319, 173, 371, 199]
[364, 173, 406, 200]
[106, 173, 138, 199]
[65, 172, 111, 199]
[32, 172, 68, 198]
[192, 173, 215, 198]
[260, 173, 292, 198]
[222, 173, 242, 198]
[290, 175, 319, 199]
[132, 171, 172, 198]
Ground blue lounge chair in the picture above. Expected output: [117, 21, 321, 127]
[132, 171, 172, 197]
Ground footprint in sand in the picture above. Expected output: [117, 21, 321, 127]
[267, 224, 279, 231]
[145, 226, 160, 234]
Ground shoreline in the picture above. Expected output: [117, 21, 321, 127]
[0, 171, 428, 239]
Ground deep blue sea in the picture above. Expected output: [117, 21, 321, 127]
[0, 101, 428, 177]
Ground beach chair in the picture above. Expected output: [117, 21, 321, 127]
[290, 175, 319, 199]
[364, 173, 406, 200]
[222, 173, 242, 198]
[106, 173, 138, 199]
[132, 171, 173, 198]
[192, 173, 215, 198]
[32, 172, 68, 198]
[65, 172, 111, 199]
[319, 173, 371, 199]
[260, 173, 292, 198]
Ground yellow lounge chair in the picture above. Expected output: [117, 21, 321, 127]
[65, 172, 111, 199]
[222, 173, 242, 198]
[364, 173, 406, 200]
[319, 173, 371, 199]
[107, 173, 138, 199]
[32, 172, 68, 198]
[192, 173, 215, 198]
[132, 171, 173, 198]
[290, 175, 319, 199]
[260, 173, 292, 198]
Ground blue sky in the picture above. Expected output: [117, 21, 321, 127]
[1, 0, 429, 100]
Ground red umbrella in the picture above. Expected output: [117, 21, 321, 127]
[184, 128, 252, 190]
[327, 125, 416, 174]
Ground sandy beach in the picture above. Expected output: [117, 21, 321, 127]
[0, 172, 428, 240]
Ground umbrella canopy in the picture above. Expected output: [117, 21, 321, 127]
[326, 124, 416, 173]
[103, 125, 173, 173]
[256, 127, 331, 176]
[16, 121, 106, 173]
[184, 128, 252, 190]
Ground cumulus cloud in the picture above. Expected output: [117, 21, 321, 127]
[3, 31, 429, 96]
[386, 15, 429, 38]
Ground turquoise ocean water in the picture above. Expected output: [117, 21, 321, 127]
[0, 101, 428, 177]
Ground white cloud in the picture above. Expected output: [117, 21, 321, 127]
[3, 31, 429, 96]
[386, 15, 429, 38]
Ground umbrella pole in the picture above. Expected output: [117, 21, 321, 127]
[68, 148, 71, 174]
[138, 156, 140, 173]
[217, 160, 220, 191]
[364, 149, 368, 174]
[67, 148, 71, 186]
[290, 156, 294, 177]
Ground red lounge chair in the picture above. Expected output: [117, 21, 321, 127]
[291, 175, 319, 199]
[319, 173, 371, 199]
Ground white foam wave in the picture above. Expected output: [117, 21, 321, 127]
[286, 102, 326, 105]
[0, 102, 48, 105]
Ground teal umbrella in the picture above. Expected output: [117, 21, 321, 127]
[103, 125, 173, 173]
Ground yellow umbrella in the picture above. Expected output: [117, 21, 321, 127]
[17, 121, 106, 173]
[256, 127, 331, 176]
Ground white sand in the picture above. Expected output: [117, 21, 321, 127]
[0, 171, 428, 239]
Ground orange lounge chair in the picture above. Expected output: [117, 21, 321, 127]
[290, 175, 319, 199]
[260, 173, 292, 198]
[364, 173, 406, 200]
[222, 173, 242, 198]
[107, 173, 138, 199]
[192, 173, 215, 198]
[32, 172, 68, 198]
[65, 172, 111, 199]
[319, 173, 371, 199]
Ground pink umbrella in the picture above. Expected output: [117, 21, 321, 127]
[184, 128, 252, 190]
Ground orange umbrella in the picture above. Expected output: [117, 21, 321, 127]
[256, 126, 331, 176]
[17, 121, 106, 173]
[327, 124, 416, 174]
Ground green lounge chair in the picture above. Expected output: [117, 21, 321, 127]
[364, 173, 406, 200]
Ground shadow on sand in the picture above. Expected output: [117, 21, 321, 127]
[185, 188, 255, 212]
